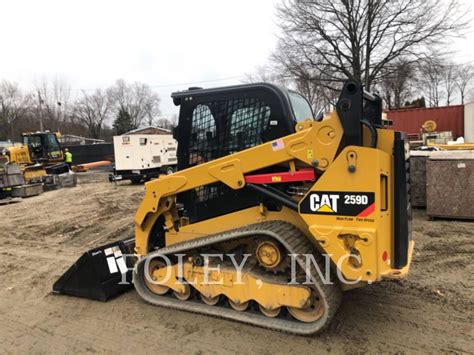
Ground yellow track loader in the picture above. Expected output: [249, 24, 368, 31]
[54, 80, 413, 335]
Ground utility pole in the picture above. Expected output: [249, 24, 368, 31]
[37, 90, 44, 132]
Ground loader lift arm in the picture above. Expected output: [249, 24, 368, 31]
[134, 111, 344, 255]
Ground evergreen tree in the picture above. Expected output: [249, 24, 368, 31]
[404, 97, 426, 108]
[113, 108, 134, 135]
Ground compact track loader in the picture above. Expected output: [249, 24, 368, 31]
[54, 80, 413, 335]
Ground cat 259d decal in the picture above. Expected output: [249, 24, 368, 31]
[299, 191, 375, 217]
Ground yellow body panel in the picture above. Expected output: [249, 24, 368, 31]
[300, 146, 392, 282]
[23, 167, 47, 181]
[134, 112, 413, 284]
[6, 145, 32, 165]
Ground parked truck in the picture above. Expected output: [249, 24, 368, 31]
[110, 134, 177, 183]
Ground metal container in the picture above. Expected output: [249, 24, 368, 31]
[426, 151, 474, 219]
[409, 151, 430, 207]
[387, 105, 464, 139]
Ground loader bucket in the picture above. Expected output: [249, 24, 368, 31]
[53, 238, 136, 301]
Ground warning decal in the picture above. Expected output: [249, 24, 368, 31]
[300, 191, 375, 216]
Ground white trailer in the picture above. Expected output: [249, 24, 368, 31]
[111, 134, 177, 183]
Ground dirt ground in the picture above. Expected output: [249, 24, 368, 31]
[0, 174, 472, 354]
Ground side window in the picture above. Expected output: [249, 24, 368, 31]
[190, 104, 216, 165]
[139, 138, 147, 145]
[288, 91, 314, 121]
[25, 136, 41, 148]
[46, 134, 60, 152]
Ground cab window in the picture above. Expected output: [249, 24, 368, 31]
[24, 135, 41, 148]
[45, 134, 60, 152]
[288, 91, 314, 121]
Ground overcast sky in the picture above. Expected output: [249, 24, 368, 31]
[0, 0, 472, 118]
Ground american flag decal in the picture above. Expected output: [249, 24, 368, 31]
[271, 139, 285, 151]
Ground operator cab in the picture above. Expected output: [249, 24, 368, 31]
[172, 83, 314, 170]
[171, 83, 315, 223]
[22, 132, 63, 163]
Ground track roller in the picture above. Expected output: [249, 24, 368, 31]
[229, 299, 249, 311]
[259, 305, 281, 318]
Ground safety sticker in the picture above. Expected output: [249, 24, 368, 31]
[106, 256, 118, 274]
[116, 257, 128, 274]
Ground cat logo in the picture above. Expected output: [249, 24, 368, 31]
[300, 191, 375, 216]
[310, 194, 339, 213]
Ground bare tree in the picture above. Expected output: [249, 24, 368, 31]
[154, 117, 173, 130]
[73, 89, 113, 138]
[0, 81, 33, 140]
[109, 79, 160, 129]
[379, 60, 413, 109]
[456, 63, 473, 104]
[169, 114, 178, 128]
[242, 65, 286, 84]
[444, 63, 457, 106]
[417, 59, 445, 107]
[273, 0, 467, 91]
[35, 78, 71, 123]
[244, 64, 336, 112]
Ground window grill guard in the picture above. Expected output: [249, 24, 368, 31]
[188, 97, 271, 204]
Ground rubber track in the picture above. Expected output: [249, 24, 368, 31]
[133, 221, 342, 335]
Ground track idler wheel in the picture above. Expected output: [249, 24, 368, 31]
[287, 291, 324, 323]
[144, 260, 169, 295]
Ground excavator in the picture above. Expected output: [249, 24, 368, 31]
[2, 131, 68, 181]
[54, 80, 413, 335]
[1, 131, 68, 200]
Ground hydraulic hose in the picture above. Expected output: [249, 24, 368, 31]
[361, 119, 378, 148]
